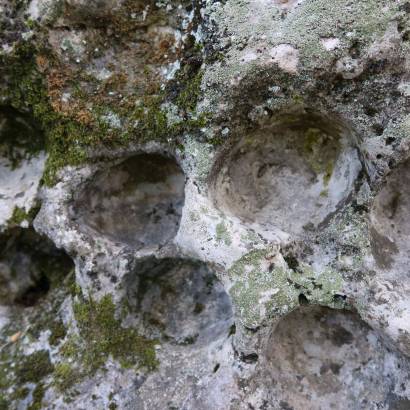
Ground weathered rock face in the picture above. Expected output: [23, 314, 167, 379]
[1, 0, 410, 409]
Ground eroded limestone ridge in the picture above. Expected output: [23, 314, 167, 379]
[0, 0, 410, 409]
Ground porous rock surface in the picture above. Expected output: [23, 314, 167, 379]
[0, 1, 410, 409]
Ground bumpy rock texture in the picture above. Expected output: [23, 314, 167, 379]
[1, 0, 410, 409]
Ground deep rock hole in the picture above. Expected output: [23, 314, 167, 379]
[73, 153, 185, 249]
[0, 105, 45, 168]
[0, 227, 74, 307]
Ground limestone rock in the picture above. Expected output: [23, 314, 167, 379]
[0, 0, 410, 409]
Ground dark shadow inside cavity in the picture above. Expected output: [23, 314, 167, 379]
[263, 305, 410, 409]
[0, 106, 45, 168]
[73, 154, 185, 249]
[125, 258, 233, 347]
[370, 158, 410, 272]
[212, 112, 361, 234]
[0, 228, 74, 307]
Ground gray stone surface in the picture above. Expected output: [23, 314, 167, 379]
[0, 0, 410, 409]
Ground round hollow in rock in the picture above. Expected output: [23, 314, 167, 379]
[370, 158, 410, 274]
[212, 112, 361, 235]
[126, 258, 234, 409]
[263, 306, 410, 409]
[73, 154, 185, 248]
[126, 258, 233, 347]
[0, 228, 74, 307]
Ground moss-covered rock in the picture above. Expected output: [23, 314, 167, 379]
[70, 294, 158, 374]
[16, 350, 54, 383]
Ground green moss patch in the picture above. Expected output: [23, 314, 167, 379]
[7, 203, 41, 228]
[28, 383, 46, 410]
[16, 350, 54, 384]
[50, 294, 158, 393]
[48, 319, 67, 347]
[66, 294, 158, 377]
[73, 294, 158, 370]
[1, 33, 209, 186]
[53, 363, 77, 392]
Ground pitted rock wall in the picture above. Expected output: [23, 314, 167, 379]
[0, 1, 410, 409]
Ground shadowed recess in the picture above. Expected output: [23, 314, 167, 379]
[261, 306, 410, 409]
[121, 257, 234, 409]
[212, 111, 362, 235]
[125, 257, 233, 347]
[0, 227, 74, 307]
[72, 153, 185, 249]
[370, 158, 410, 273]
[0, 105, 45, 169]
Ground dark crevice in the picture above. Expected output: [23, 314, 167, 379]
[0, 105, 45, 168]
[298, 293, 309, 305]
[240, 352, 259, 364]
[14, 274, 50, 307]
[284, 253, 299, 272]
[0, 227, 74, 307]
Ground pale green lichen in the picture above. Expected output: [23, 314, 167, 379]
[240, 230, 263, 247]
[392, 114, 410, 140]
[189, 211, 200, 222]
[275, 0, 396, 68]
[204, 0, 401, 117]
[228, 248, 345, 328]
[216, 0, 397, 66]
[400, 115, 410, 138]
[327, 204, 372, 271]
[216, 221, 232, 246]
[293, 265, 344, 307]
[182, 137, 214, 183]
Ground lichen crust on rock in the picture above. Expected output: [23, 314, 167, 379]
[1, 0, 410, 409]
